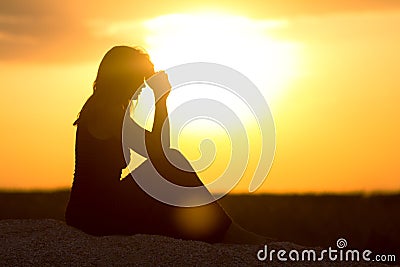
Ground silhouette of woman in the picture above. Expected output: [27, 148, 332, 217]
[66, 46, 266, 244]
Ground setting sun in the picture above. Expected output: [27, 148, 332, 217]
[125, 13, 302, 192]
[143, 13, 301, 101]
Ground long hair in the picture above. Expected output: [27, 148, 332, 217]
[74, 46, 154, 125]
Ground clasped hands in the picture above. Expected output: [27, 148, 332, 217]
[145, 71, 172, 100]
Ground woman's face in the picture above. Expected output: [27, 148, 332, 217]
[129, 63, 154, 100]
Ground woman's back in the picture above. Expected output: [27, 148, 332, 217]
[73, 97, 125, 190]
[66, 97, 127, 234]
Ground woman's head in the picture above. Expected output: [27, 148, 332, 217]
[93, 46, 154, 103]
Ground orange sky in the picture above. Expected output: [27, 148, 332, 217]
[0, 1, 399, 193]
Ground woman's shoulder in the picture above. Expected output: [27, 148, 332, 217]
[76, 97, 124, 140]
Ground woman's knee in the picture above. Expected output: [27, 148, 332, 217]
[164, 148, 194, 172]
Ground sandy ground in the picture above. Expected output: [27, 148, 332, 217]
[0, 219, 392, 266]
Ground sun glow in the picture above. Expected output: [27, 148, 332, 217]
[129, 13, 296, 191]
[143, 12, 301, 101]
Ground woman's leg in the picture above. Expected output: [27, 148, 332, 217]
[149, 148, 205, 187]
[127, 149, 268, 243]
[126, 150, 230, 242]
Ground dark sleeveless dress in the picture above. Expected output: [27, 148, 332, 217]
[65, 101, 231, 243]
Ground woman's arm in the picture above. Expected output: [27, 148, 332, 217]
[145, 71, 171, 158]
[123, 72, 171, 159]
[122, 114, 149, 157]
[123, 101, 170, 158]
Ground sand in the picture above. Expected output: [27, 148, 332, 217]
[0, 219, 392, 266]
